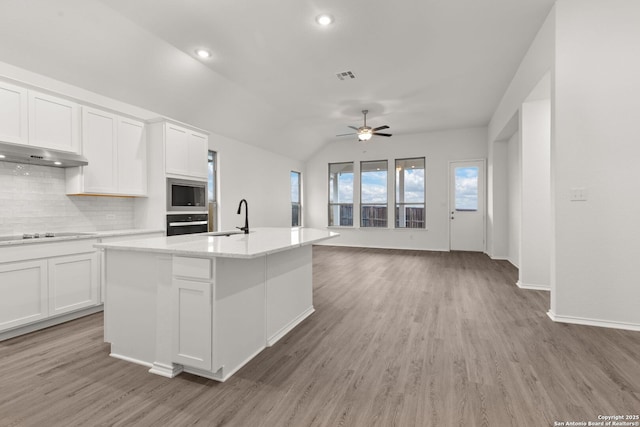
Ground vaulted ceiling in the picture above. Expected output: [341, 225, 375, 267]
[0, 0, 555, 160]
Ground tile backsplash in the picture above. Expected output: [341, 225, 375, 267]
[0, 162, 135, 235]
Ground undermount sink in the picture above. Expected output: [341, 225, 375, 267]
[203, 231, 245, 237]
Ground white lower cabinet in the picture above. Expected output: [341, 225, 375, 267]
[172, 277, 212, 371]
[170, 256, 267, 381]
[48, 253, 98, 316]
[171, 256, 213, 371]
[0, 241, 100, 336]
[0, 260, 48, 331]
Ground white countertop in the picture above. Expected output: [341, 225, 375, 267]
[95, 227, 339, 259]
[0, 229, 164, 247]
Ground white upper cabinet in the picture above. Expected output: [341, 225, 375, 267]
[187, 131, 208, 179]
[81, 108, 117, 193]
[164, 122, 208, 180]
[66, 107, 146, 196]
[28, 90, 80, 153]
[117, 117, 147, 196]
[0, 81, 28, 145]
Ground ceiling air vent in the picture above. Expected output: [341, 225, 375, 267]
[336, 71, 355, 80]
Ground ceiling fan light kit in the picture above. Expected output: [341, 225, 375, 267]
[358, 128, 373, 141]
[337, 110, 392, 142]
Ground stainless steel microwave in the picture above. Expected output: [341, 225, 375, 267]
[167, 178, 207, 212]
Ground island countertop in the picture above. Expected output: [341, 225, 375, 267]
[95, 227, 339, 259]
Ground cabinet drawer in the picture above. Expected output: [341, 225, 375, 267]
[173, 256, 212, 280]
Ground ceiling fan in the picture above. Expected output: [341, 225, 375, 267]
[337, 110, 392, 141]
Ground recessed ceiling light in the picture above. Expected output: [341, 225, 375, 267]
[195, 49, 212, 59]
[316, 14, 333, 26]
[54, 161, 62, 165]
[0, 154, 5, 159]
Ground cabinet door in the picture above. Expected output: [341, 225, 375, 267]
[0, 81, 28, 145]
[0, 260, 48, 332]
[172, 278, 212, 370]
[165, 124, 189, 176]
[117, 117, 147, 196]
[28, 91, 79, 153]
[82, 107, 117, 193]
[187, 131, 208, 179]
[48, 253, 99, 316]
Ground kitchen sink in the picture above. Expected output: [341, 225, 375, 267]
[202, 230, 244, 237]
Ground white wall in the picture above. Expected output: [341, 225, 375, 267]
[487, 6, 554, 262]
[506, 131, 521, 268]
[209, 133, 304, 231]
[487, 139, 508, 259]
[519, 99, 551, 289]
[488, 7, 555, 144]
[305, 128, 487, 250]
[551, 0, 640, 329]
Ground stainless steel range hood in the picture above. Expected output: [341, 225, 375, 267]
[0, 143, 88, 168]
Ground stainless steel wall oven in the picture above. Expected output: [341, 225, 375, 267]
[166, 214, 208, 236]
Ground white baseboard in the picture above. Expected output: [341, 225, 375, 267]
[547, 311, 640, 332]
[489, 254, 519, 268]
[0, 305, 103, 342]
[267, 306, 315, 347]
[110, 352, 153, 368]
[516, 280, 550, 291]
[184, 345, 267, 383]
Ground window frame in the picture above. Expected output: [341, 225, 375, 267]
[360, 159, 389, 228]
[327, 162, 354, 227]
[394, 157, 426, 229]
[291, 170, 302, 227]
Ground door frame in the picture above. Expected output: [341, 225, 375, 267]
[448, 159, 487, 252]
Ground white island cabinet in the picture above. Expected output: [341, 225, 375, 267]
[97, 227, 338, 382]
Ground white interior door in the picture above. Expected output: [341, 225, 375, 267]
[450, 160, 485, 251]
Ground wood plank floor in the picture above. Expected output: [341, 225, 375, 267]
[1, 247, 639, 426]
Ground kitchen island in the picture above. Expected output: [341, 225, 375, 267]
[96, 227, 338, 382]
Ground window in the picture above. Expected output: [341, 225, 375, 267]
[208, 151, 217, 232]
[328, 162, 354, 226]
[291, 171, 301, 227]
[360, 160, 388, 228]
[395, 158, 425, 228]
[454, 166, 479, 211]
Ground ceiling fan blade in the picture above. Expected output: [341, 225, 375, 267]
[336, 133, 357, 137]
[348, 126, 359, 131]
[372, 125, 389, 131]
[373, 132, 392, 137]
